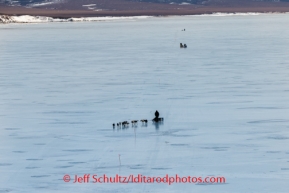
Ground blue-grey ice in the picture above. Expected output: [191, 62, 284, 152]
[0, 14, 289, 192]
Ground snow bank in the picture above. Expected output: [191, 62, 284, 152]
[69, 16, 151, 22]
[195, 12, 262, 16]
[0, 15, 15, 23]
[11, 15, 55, 23]
[0, 15, 152, 24]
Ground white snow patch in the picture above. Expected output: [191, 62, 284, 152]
[29, 0, 63, 7]
[82, 4, 96, 7]
[30, 2, 54, 7]
[180, 2, 191, 5]
[11, 15, 54, 23]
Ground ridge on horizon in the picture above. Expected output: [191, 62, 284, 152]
[1, 0, 289, 18]
[1, 0, 289, 9]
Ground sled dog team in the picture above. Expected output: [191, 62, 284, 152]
[112, 111, 164, 128]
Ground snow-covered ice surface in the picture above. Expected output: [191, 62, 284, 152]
[0, 15, 289, 192]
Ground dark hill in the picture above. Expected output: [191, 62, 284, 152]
[1, 0, 289, 17]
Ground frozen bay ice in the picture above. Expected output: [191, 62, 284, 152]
[0, 14, 289, 192]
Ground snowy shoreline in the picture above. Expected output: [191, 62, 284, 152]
[0, 12, 288, 24]
[0, 15, 153, 24]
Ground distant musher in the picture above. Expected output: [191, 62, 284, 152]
[153, 110, 160, 122]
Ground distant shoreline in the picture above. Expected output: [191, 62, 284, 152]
[1, 5, 289, 19]
[1, 5, 289, 24]
[1, 12, 288, 24]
